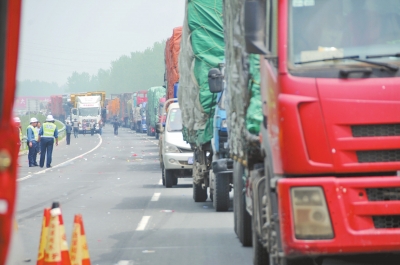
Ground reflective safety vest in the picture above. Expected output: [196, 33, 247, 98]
[27, 125, 38, 141]
[42, 122, 57, 138]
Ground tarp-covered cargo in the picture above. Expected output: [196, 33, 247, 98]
[178, 0, 225, 146]
[223, 0, 262, 160]
[165, 27, 182, 101]
[146, 86, 166, 129]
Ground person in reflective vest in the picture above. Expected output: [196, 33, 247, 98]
[38, 115, 59, 168]
[27, 117, 39, 167]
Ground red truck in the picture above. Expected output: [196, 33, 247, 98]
[49, 95, 65, 121]
[231, 1, 400, 264]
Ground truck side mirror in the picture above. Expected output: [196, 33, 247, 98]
[208, 68, 224, 93]
[245, 0, 267, 54]
[156, 123, 164, 133]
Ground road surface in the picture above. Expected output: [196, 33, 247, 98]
[14, 126, 252, 265]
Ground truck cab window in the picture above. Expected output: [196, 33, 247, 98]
[289, 0, 400, 69]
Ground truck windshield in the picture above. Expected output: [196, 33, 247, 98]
[167, 108, 183, 132]
[79, 107, 99, 116]
[289, 0, 400, 67]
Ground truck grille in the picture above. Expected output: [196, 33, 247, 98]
[366, 188, 400, 201]
[356, 150, 400, 163]
[372, 215, 400, 229]
[352, 124, 400, 137]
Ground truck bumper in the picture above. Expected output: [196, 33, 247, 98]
[163, 153, 193, 170]
[212, 158, 233, 174]
[278, 177, 400, 257]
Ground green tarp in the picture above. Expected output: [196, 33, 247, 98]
[178, 0, 225, 146]
[146, 86, 166, 128]
[246, 54, 262, 134]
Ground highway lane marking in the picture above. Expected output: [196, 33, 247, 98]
[136, 216, 151, 231]
[17, 134, 103, 182]
[115, 261, 133, 265]
[151, 193, 161, 201]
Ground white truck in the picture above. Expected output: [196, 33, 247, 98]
[71, 95, 102, 134]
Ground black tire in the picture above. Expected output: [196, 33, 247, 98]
[193, 182, 207, 202]
[165, 169, 173, 188]
[235, 162, 252, 246]
[213, 173, 230, 212]
[253, 219, 270, 265]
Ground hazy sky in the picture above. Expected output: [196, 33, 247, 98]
[17, 0, 185, 86]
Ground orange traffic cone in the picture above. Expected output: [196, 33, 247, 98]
[70, 214, 91, 265]
[44, 202, 71, 265]
[37, 208, 51, 265]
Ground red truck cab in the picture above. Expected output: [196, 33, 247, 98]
[246, 0, 400, 264]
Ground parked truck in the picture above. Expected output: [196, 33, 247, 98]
[164, 27, 182, 101]
[226, 1, 400, 265]
[72, 95, 102, 133]
[49, 95, 65, 121]
[131, 90, 148, 132]
[178, 0, 225, 202]
[146, 86, 166, 137]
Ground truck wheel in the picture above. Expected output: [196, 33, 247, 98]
[165, 169, 173, 188]
[253, 220, 270, 265]
[193, 182, 207, 202]
[234, 162, 252, 246]
[213, 173, 230, 212]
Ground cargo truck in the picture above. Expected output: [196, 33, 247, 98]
[164, 27, 182, 101]
[72, 95, 102, 134]
[131, 90, 147, 132]
[227, 0, 400, 264]
[146, 86, 166, 137]
[178, 0, 225, 203]
[208, 63, 233, 212]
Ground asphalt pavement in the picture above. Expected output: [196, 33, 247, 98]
[12, 125, 252, 265]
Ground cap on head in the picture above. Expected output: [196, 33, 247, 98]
[14, 117, 21, 123]
[46, 115, 55, 122]
[30, 117, 38, 123]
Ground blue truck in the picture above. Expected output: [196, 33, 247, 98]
[208, 64, 233, 212]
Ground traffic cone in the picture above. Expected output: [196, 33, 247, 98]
[44, 202, 71, 265]
[70, 214, 91, 265]
[37, 208, 51, 265]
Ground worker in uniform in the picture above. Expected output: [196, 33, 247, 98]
[65, 121, 72, 145]
[38, 115, 59, 168]
[27, 117, 39, 167]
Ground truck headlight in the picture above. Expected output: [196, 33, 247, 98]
[291, 187, 333, 240]
[165, 142, 179, 153]
[221, 119, 227, 128]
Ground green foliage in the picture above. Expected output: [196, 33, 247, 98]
[66, 41, 166, 94]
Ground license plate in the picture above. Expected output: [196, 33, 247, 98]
[188, 157, 194, 165]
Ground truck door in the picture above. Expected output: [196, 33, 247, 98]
[0, 1, 22, 264]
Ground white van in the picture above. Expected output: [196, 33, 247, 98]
[160, 102, 193, 188]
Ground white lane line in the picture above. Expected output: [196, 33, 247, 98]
[115, 260, 133, 265]
[151, 193, 161, 201]
[158, 179, 162, 185]
[136, 216, 151, 231]
[17, 134, 103, 182]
